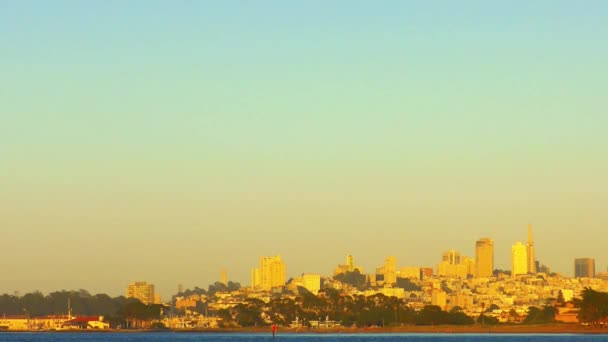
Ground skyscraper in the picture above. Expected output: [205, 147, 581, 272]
[126, 281, 155, 304]
[526, 224, 536, 274]
[511, 241, 528, 277]
[574, 258, 595, 278]
[251, 255, 286, 291]
[475, 238, 494, 278]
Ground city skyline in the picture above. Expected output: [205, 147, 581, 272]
[2, 1, 608, 300]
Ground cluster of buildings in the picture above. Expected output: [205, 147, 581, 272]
[4, 224, 606, 330]
[166, 225, 607, 328]
[0, 315, 109, 331]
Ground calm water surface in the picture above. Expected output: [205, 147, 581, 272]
[1, 333, 608, 342]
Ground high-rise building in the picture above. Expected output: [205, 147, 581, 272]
[526, 224, 536, 274]
[302, 274, 321, 294]
[574, 258, 595, 278]
[251, 255, 286, 291]
[384, 256, 397, 285]
[126, 281, 155, 304]
[475, 238, 494, 278]
[177, 284, 183, 294]
[511, 241, 528, 277]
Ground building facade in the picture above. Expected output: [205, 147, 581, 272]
[475, 238, 494, 278]
[574, 258, 595, 278]
[302, 273, 321, 294]
[526, 225, 536, 274]
[511, 241, 528, 277]
[384, 256, 397, 285]
[251, 255, 286, 291]
[126, 281, 155, 304]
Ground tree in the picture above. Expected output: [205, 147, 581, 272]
[333, 270, 368, 290]
[556, 290, 565, 306]
[577, 288, 608, 324]
[395, 278, 422, 291]
[523, 305, 555, 324]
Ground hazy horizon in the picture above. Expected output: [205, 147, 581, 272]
[1, 1, 607, 300]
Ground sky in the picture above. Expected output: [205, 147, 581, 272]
[1, 1, 607, 300]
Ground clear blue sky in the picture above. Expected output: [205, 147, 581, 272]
[1, 1, 607, 299]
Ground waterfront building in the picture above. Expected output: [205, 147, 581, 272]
[334, 254, 362, 275]
[384, 256, 397, 285]
[302, 273, 321, 294]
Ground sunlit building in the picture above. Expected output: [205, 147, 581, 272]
[438, 250, 474, 278]
[126, 281, 155, 304]
[302, 273, 321, 294]
[251, 255, 286, 291]
[511, 241, 528, 277]
[475, 238, 494, 278]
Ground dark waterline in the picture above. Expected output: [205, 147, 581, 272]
[1, 333, 608, 342]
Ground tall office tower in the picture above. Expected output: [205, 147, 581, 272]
[251, 255, 286, 291]
[126, 281, 155, 304]
[346, 254, 355, 272]
[442, 250, 461, 265]
[526, 224, 536, 274]
[574, 258, 595, 278]
[221, 269, 228, 285]
[511, 241, 528, 277]
[177, 284, 184, 294]
[475, 238, 494, 278]
[384, 256, 397, 285]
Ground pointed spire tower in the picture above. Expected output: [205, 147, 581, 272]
[526, 224, 536, 274]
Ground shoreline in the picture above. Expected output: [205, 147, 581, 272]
[2, 324, 608, 334]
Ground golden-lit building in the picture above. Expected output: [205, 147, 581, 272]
[334, 254, 362, 275]
[527, 225, 536, 274]
[475, 238, 494, 278]
[251, 255, 286, 291]
[574, 258, 595, 278]
[383, 256, 397, 285]
[442, 250, 461, 265]
[511, 241, 528, 277]
[437, 250, 474, 278]
[399, 267, 421, 280]
[302, 273, 321, 294]
[126, 281, 155, 304]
